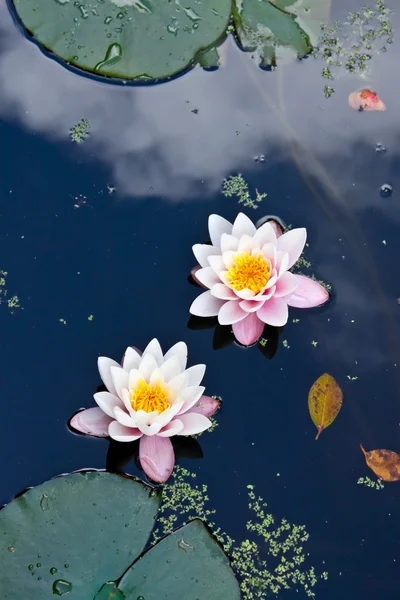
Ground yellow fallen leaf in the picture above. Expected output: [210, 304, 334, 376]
[360, 444, 400, 482]
[308, 373, 343, 440]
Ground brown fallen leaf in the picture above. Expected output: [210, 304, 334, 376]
[360, 444, 400, 482]
[348, 88, 386, 111]
[308, 373, 343, 440]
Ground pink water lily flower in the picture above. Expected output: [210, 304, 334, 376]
[70, 339, 219, 484]
[190, 213, 329, 346]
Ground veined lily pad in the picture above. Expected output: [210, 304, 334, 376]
[11, 0, 330, 80]
[0, 471, 240, 599]
[12, 0, 232, 80]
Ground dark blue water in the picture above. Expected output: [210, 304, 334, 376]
[1, 0, 400, 598]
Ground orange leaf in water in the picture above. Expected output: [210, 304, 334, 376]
[360, 444, 400, 482]
[348, 88, 386, 111]
[308, 373, 343, 440]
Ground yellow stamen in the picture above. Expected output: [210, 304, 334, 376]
[226, 251, 270, 294]
[130, 379, 169, 414]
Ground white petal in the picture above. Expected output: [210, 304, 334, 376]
[253, 222, 277, 247]
[261, 243, 277, 268]
[208, 214, 232, 246]
[222, 250, 236, 269]
[177, 386, 206, 414]
[154, 401, 184, 429]
[210, 283, 237, 300]
[277, 228, 307, 269]
[276, 251, 289, 277]
[160, 355, 182, 382]
[238, 234, 256, 252]
[168, 371, 189, 398]
[108, 421, 143, 442]
[158, 419, 184, 437]
[113, 406, 137, 428]
[121, 388, 136, 418]
[136, 410, 162, 436]
[94, 391, 124, 418]
[178, 413, 212, 436]
[163, 341, 187, 371]
[110, 366, 129, 400]
[128, 369, 143, 391]
[98, 357, 121, 396]
[190, 291, 225, 317]
[208, 255, 225, 275]
[150, 367, 164, 386]
[195, 267, 220, 289]
[239, 299, 266, 313]
[183, 364, 206, 387]
[232, 213, 256, 238]
[193, 244, 219, 268]
[142, 338, 164, 366]
[122, 347, 142, 371]
[218, 300, 247, 325]
[138, 353, 158, 382]
[220, 233, 239, 253]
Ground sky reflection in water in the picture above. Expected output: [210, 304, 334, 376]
[1, 0, 400, 599]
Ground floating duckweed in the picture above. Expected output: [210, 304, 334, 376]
[357, 476, 385, 490]
[152, 467, 327, 598]
[0, 271, 22, 313]
[222, 175, 266, 209]
[315, 0, 393, 95]
[70, 118, 90, 143]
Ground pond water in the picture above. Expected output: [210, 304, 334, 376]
[1, 0, 400, 598]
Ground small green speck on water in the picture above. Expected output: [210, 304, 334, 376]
[59, 318, 67, 325]
[70, 118, 90, 143]
[88, 314, 94, 321]
[357, 476, 384, 490]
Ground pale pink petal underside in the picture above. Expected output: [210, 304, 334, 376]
[257, 296, 289, 327]
[218, 299, 247, 325]
[285, 274, 330, 308]
[193, 244, 219, 268]
[139, 435, 175, 483]
[277, 228, 307, 270]
[274, 271, 299, 297]
[189, 395, 221, 418]
[178, 412, 212, 435]
[69, 407, 113, 438]
[190, 291, 225, 317]
[232, 312, 265, 346]
[191, 266, 207, 288]
[208, 214, 232, 246]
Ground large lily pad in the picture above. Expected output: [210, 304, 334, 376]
[11, 0, 331, 80]
[0, 471, 160, 599]
[12, 0, 232, 80]
[0, 471, 240, 599]
[119, 519, 241, 599]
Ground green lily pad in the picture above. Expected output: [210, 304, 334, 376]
[12, 0, 232, 80]
[0, 472, 160, 599]
[0, 472, 240, 599]
[118, 519, 241, 599]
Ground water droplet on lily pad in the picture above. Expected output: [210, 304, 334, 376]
[178, 538, 194, 552]
[40, 494, 49, 510]
[53, 579, 72, 596]
[94, 43, 122, 71]
[7, 546, 15, 552]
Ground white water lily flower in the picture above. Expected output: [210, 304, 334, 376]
[190, 213, 329, 346]
[70, 339, 220, 483]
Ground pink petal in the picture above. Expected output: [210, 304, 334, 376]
[276, 251, 289, 277]
[178, 412, 212, 435]
[69, 407, 113, 437]
[195, 267, 220, 289]
[193, 244, 219, 268]
[285, 274, 330, 308]
[189, 395, 221, 417]
[269, 220, 283, 238]
[239, 299, 266, 312]
[277, 228, 307, 269]
[191, 266, 207, 288]
[210, 283, 237, 300]
[139, 435, 175, 483]
[190, 291, 225, 317]
[232, 213, 256, 238]
[218, 299, 247, 325]
[108, 421, 143, 442]
[232, 312, 265, 346]
[257, 296, 289, 327]
[208, 214, 232, 246]
[274, 271, 299, 297]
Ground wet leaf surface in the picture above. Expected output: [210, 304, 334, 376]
[360, 445, 400, 482]
[308, 373, 343, 439]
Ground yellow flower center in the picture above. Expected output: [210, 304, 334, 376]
[130, 379, 170, 414]
[226, 251, 270, 294]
